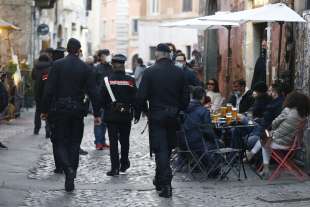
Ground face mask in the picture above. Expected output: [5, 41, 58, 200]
[175, 62, 183, 68]
[234, 91, 241, 97]
[170, 52, 174, 60]
[106, 56, 111, 62]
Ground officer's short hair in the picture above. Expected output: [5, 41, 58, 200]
[98, 49, 110, 57]
[192, 86, 206, 100]
[67, 38, 81, 54]
[39, 53, 51, 62]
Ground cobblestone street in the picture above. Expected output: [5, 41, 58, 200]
[1, 111, 310, 207]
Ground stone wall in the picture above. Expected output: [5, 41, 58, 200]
[0, 0, 36, 65]
[295, 10, 310, 171]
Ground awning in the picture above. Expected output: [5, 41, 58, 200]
[0, 19, 20, 30]
[199, 3, 305, 23]
[160, 17, 240, 30]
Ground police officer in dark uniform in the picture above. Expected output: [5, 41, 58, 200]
[100, 54, 140, 176]
[137, 44, 190, 198]
[41, 38, 101, 192]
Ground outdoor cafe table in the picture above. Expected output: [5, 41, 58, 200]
[211, 121, 259, 180]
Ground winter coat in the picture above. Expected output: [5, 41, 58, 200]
[251, 50, 266, 89]
[260, 96, 285, 129]
[34, 61, 52, 109]
[271, 107, 303, 146]
[182, 100, 216, 151]
[251, 93, 273, 118]
[227, 90, 255, 113]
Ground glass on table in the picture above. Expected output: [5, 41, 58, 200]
[220, 107, 227, 117]
[226, 113, 233, 125]
[226, 104, 233, 113]
[232, 107, 238, 119]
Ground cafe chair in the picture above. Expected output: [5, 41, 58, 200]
[171, 129, 208, 179]
[268, 119, 308, 183]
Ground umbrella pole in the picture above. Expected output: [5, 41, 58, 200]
[226, 25, 232, 95]
[277, 21, 284, 80]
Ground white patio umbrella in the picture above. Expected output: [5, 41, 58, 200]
[199, 3, 306, 80]
[160, 17, 239, 30]
[161, 17, 240, 87]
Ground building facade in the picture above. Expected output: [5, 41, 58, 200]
[138, 0, 200, 65]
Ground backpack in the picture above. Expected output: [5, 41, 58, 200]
[0, 82, 9, 112]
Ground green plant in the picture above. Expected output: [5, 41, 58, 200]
[7, 60, 17, 75]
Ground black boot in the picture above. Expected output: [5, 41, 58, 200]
[53, 168, 64, 174]
[158, 185, 172, 198]
[153, 178, 161, 191]
[106, 169, 119, 176]
[65, 168, 75, 192]
[120, 160, 130, 172]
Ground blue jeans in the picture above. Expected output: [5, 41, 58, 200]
[231, 123, 263, 149]
[94, 111, 107, 145]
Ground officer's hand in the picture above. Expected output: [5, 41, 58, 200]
[41, 113, 48, 120]
[94, 117, 102, 126]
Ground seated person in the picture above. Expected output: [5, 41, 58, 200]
[227, 79, 254, 113]
[179, 87, 218, 171]
[205, 79, 224, 112]
[247, 91, 310, 177]
[231, 82, 285, 149]
[250, 82, 273, 118]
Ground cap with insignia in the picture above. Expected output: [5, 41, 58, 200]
[112, 54, 127, 64]
[156, 43, 171, 53]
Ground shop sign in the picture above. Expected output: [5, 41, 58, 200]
[37, 24, 49, 35]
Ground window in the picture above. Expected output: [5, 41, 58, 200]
[182, 0, 192, 12]
[86, 0, 92, 10]
[132, 19, 138, 35]
[150, 46, 156, 60]
[150, 0, 159, 14]
[186, 45, 191, 60]
[307, 0, 310, 10]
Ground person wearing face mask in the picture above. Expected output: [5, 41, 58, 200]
[175, 53, 201, 88]
[251, 39, 267, 89]
[93, 49, 112, 150]
[227, 79, 254, 113]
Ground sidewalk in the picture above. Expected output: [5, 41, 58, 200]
[1, 111, 310, 207]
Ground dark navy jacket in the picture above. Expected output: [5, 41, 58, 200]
[181, 66, 201, 87]
[100, 70, 139, 123]
[251, 93, 273, 118]
[260, 96, 285, 129]
[42, 54, 100, 117]
[182, 100, 216, 151]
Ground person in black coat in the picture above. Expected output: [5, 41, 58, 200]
[174, 53, 202, 88]
[227, 79, 254, 113]
[251, 40, 267, 89]
[93, 49, 112, 150]
[100, 54, 140, 176]
[33, 54, 52, 136]
[250, 82, 273, 118]
[41, 38, 101, 192]
[137, 43, 190, 198]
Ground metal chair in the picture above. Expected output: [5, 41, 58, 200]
[268, 119, 308, 183]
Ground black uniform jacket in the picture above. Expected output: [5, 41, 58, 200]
[41, 54, 100, 117]
[227, 90, 254, 114]
[137, 58, 190, 115]
[101, 70, 139, 123]
[34, 61, 52, 109]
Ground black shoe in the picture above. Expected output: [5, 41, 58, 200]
[106, 169, 119, 176]
[120, 161, 130, 172]
[65, 168, 75, 192]
[79, 148, 88, 155]
[153, 178, 161, 191]
[158, 185, 172, 198]
[33, 129, 39, 135]
[53, 168, 64, 174]
[0, 142, 8, 149]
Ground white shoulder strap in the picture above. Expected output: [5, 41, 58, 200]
[104, 77, 116, 102]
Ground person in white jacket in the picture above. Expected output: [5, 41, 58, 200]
[206, 79, 224, 112]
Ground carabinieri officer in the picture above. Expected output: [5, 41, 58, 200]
[100, 54, 140, 176]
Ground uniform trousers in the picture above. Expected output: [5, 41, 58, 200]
[149, 121, 173, 186]
[52, 115, 84, 175]
[107, 122, 131, 170]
